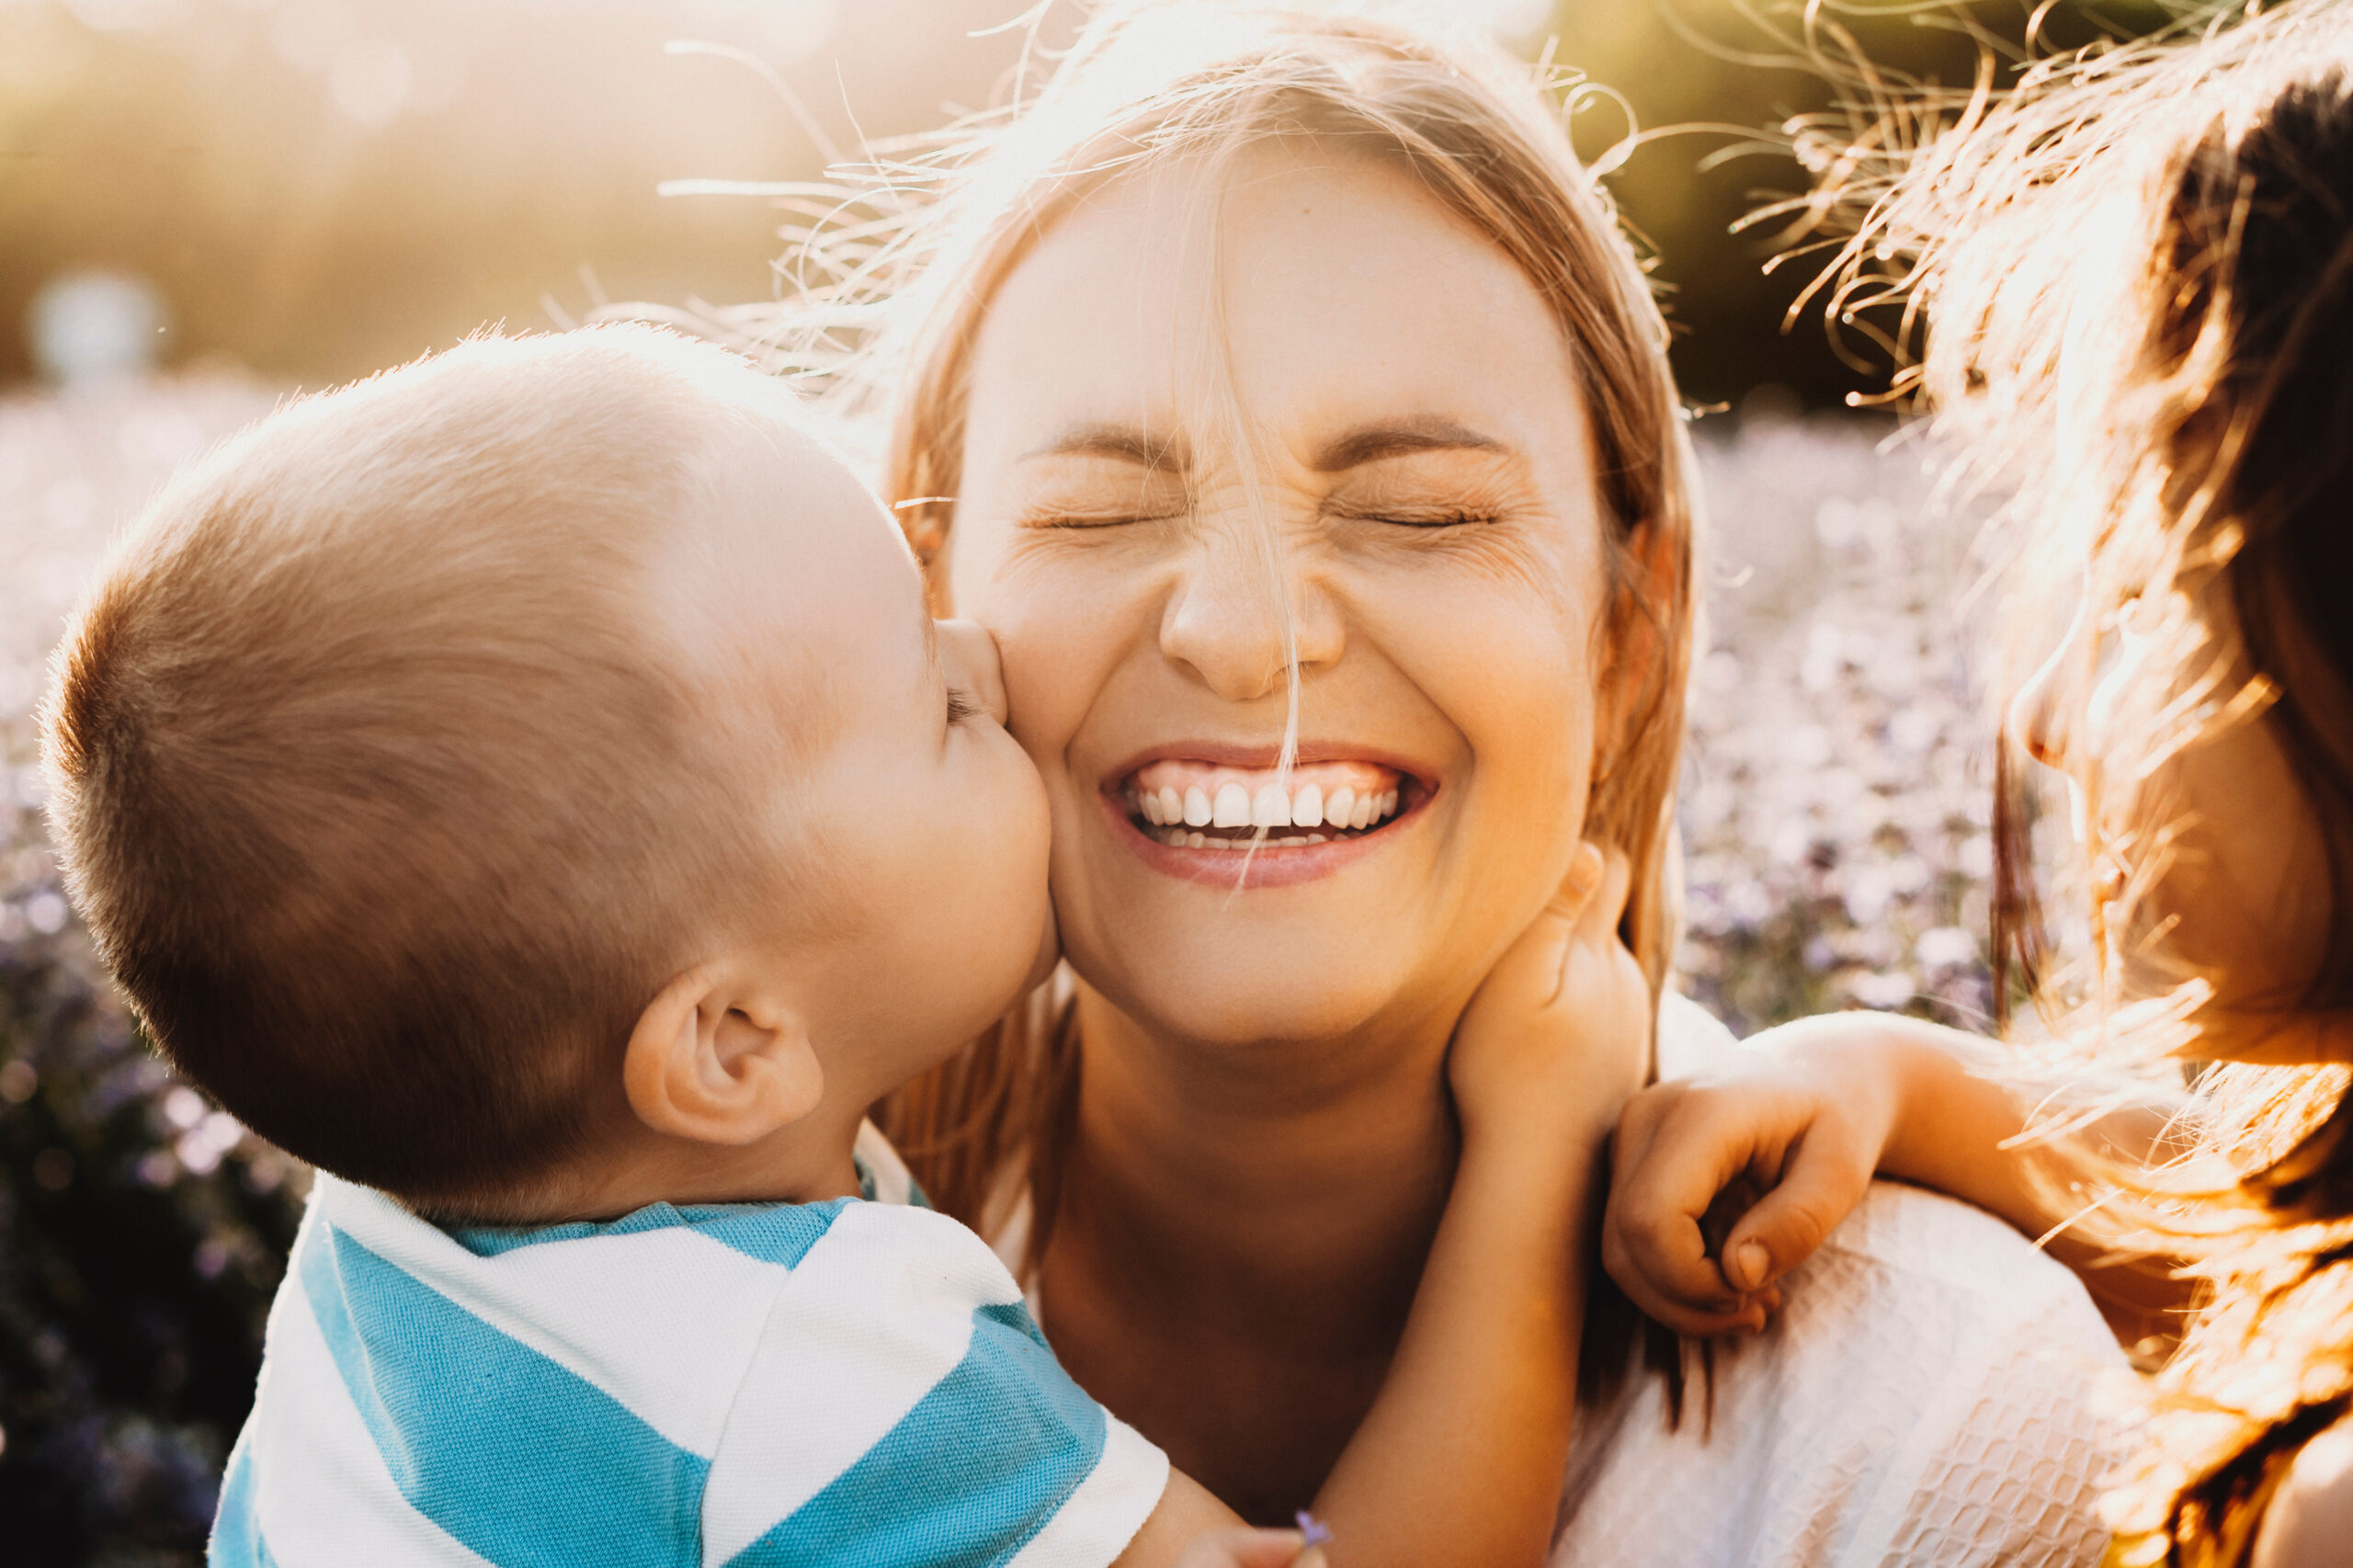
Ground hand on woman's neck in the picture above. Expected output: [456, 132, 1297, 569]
[1047, 977, 1593, 1521]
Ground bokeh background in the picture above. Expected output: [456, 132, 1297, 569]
[0, 1, 2165, 1562]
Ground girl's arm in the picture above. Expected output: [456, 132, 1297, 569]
[1309, 844, 1647, 1568]
[1603, 1010, 2195, 1347]
[1115, 845, 1650, 1568]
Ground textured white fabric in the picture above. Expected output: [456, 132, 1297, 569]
[1547, 994, 2131, 1568]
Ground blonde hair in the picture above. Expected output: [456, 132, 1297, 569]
[43, 326, 801, 1218]
[706, 0, 1700, 1398]
[1812, 4, 2353, 1559]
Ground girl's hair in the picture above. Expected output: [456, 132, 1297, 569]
[1818, 3, 2353, 1558]
[706, 1, 1699, 1406]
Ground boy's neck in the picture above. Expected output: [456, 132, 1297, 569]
[528, 1103, 869, 1224]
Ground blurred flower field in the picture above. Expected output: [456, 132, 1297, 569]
[0, 375, 2002, 1562]
[1676, 409, 2002, 1037]
[0, 374, 302, 1566]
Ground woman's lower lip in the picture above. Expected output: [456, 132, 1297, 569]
[1096, 787, 1430, 889]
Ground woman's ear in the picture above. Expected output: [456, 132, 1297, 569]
[622, 964, 825, 1145]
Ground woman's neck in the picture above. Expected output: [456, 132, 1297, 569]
[1073, 982, 1461, 1298]
[1038, 978, 1476, 1517]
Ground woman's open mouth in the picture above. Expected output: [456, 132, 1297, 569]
[1097, 753, 1434, 888]
[1116, 758, 1410, 848]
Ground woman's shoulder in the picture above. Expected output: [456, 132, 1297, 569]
[1559, 1177, 2131, 1568]
[1653, 987, 1737, 1080]
[1555, 994, 2132, 1568]
[2252, 1414, 2353, 1568]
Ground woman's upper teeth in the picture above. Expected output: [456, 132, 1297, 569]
[1123, 759, 1404, 832]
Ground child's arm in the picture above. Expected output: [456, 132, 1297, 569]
[1114, 1489, 1313, 1568]
[1601, 1010, 2194, 1346]
[1305, 844, 1647, 1568]
[1113, 844, 1650, 1568]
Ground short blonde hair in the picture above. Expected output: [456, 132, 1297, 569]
[44, 326, 792, 1216]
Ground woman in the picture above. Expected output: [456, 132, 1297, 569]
[772, 4, 2127, 1561]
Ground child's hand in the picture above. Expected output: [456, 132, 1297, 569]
[1601, 1017, 1904, 1335]
[1449, 843, 1650, 1152]
[1169, 1528, 1317, 1568]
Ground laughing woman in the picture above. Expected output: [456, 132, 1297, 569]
[771, 5, 2129, 1562]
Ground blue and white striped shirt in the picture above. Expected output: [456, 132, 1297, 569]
[210, 1143, 1168, 1567]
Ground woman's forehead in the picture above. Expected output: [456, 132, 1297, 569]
[962, 145, 1586, 473]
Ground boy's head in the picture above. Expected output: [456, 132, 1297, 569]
[42, 327, 1052, 1219]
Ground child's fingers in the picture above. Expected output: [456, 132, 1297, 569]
[1602, 1223, 1769, 1336]
[1601, 1208, 1765, 1335]
[1470, 842, 1632, 1017]
[1168, 1528, 1306, 1568]
[1572, 844, 1635, 951]
[1715, 1122, 1879, 1294]
[1605, 1087, 1763, 1325]
[1471, 844, 1603, 1013]
[1556, 838, 1610, 922]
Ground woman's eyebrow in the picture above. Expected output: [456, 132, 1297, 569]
[1020, 422, 1188, 470]
[1313, 417, 1504, 472]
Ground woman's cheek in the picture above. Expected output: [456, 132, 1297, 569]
[1365, 540, 1600, 773]
[954, 540, 1135, 750]
[1354, 554, 1600, 898]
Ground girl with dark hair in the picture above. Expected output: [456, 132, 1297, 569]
[1606, 6, 2353, 1562]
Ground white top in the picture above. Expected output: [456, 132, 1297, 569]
[213, 1157, 1167, 1568]
[991, 994, 2131, 1568]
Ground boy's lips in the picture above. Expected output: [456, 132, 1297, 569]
[1097, 744, 1436, 887]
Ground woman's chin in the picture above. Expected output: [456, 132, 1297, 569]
[1071, 935, 1430, 1050]
[1053, 838, 1483, 1050]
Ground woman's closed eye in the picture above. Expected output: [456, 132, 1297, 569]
[1017, 504, 1185, 530]
[1346, 506, 1500, 529]
[1011, 460, 1188, 531]
[1324, 494, 1505, 530]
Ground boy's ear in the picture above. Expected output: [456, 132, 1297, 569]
[623, 964, 824, 1145]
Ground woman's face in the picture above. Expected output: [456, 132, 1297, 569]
[944, 147, 1614, 1048]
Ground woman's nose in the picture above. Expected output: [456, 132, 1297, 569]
[936, 619, 1010, 724]
[1157, 532, 1343, 702]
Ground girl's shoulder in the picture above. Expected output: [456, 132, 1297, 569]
[2253, 1414, 2353, 1568]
